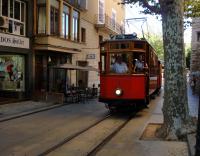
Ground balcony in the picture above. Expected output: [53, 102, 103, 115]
[94, 14, 125, 35]
[34, 35, 82, 54]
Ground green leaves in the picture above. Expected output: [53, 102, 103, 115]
[121, 0, 200, 17]
[184, 0, 200, 17]
[148, 34, 164, 60]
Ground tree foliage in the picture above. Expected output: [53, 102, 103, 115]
[121, 0, 200, 17]
[148, 34, 164, 60]
[184, 0, 200, 18]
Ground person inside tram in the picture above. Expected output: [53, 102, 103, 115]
[112, 55, 128, 74]
[134, 54, 148, 73]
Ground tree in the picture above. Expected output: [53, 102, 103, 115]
[148, 34, 164, 60]
[121, 0, 196, 140]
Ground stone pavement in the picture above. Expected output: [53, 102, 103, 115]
[0, 100, 64, 121]
[187, 83, 199, 156]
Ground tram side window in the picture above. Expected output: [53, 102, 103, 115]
[132, 53, 148, 73]
[100, 54, 106, 73]
[149, 51, 158, 76]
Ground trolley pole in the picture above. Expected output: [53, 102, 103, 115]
[195, 91, 200, 156]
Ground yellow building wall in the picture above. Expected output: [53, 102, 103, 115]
[81, 0, 125, 26]
[35, 0, 125, 88]
[105, 0, 125, 24]
[75, 0, 125, 87]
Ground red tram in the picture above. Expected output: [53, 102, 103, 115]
[99, 34, 162, 111]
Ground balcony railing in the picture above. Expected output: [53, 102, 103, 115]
[94, 14, 125, 35]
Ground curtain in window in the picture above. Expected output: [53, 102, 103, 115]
[38, 7, 46, 34]
[72, 10, 79, 41]
[98, 0, 104, 23]
[50, 7, 59, 35]
[62, 4, 70, 39]
[111, 10, 116, 29]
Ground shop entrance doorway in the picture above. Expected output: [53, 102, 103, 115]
[77, 61, 88, 88]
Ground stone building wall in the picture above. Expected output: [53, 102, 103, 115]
[191, 18, 200, 93]
[191, 18, 200, 72]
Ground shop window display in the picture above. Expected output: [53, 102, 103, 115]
[0, 55, 25, 91]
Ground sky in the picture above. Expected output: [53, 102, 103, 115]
[125, 4, 192, 44]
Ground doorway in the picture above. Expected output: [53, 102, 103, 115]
[35, 55, 44, 91]
[77, 61, 88, 88]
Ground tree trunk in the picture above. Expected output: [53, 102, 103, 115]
[157, 0, 195, 140]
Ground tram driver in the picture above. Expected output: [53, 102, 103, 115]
[112, 56, 128, 74]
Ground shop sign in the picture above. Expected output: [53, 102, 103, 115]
[86, 54, 95, 59]
[0, 33, 29, 49]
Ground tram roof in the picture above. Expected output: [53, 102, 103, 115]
[101, 34, 149, 44]
[100, 34, 157, 53]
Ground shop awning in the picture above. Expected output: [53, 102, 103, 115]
[51, 63, 98, 72]
[82, 66, 98, 72]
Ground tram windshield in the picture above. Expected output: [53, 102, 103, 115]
[110, 53, 130, 74]
[109, 52, 147, 74]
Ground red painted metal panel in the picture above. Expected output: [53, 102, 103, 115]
[100, 75, 146, 100]
[157, 74, 161, 89]
[149, 76, 158, 94]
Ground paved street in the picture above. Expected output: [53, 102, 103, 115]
[0, 99, 109, 156]
[0, 84, 198, 156]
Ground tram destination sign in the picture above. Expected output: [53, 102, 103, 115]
[0, 33, 29, 49]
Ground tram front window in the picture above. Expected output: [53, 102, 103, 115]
[109, 53, 147, 74]
[110, 53, 131, 74]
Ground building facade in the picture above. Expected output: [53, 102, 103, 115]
[33, 0, 125, 93]
[0, 0, 33, 99]
[191, 17, 200, 72]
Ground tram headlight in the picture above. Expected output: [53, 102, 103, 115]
[115, 88, 123, 96]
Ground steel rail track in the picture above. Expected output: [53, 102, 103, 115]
[39, 111, 136, 156]
[86, 112, 136, 156]
[38, 114, 111, 156]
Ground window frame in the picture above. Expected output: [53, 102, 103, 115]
[37, 4, 46, 34]
[62, 3, 70, 39]
[81, 27, 86, 43]
[72, 9, 80, 42]
[98, 0, 105, 23]
[100, 53, 106, 74]
[111, 9, 116, 30]
[0, 0, 26, 36]
[50, 5, 59, 35]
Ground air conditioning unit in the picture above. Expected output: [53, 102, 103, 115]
[0, 16, 9, 29]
